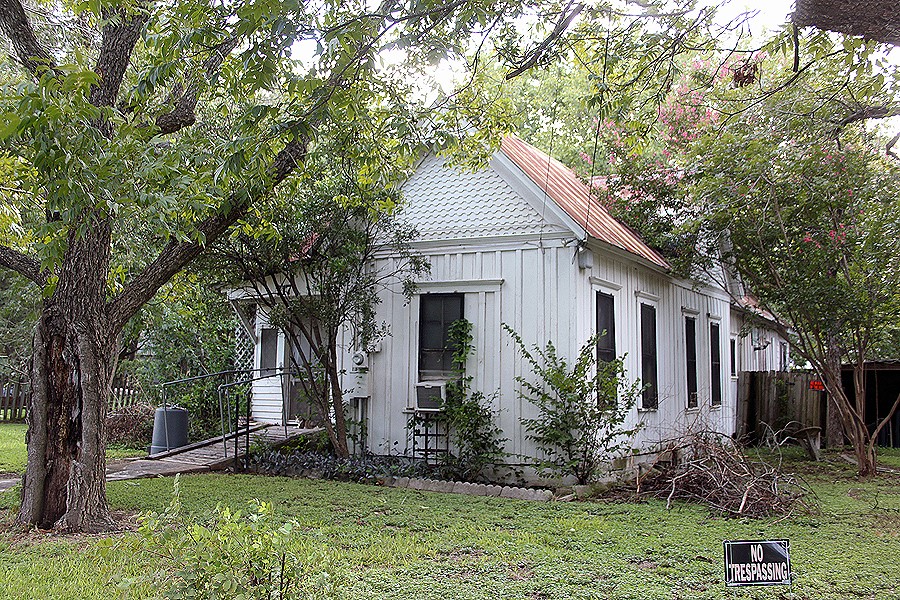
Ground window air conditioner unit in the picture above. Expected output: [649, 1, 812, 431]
[414, 381, 447, 412]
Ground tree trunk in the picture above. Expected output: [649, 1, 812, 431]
[825, 394, 845, 448]
[17, 217, 118, 532]
[327, 342, 349, 459]
[822, 360, 878, 477]
[851, 363, 877, 476]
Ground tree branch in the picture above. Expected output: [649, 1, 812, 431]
[89, 6, 149, 108]
[0, 0, 55, 76]
[887, 131, 900, 160]
[835, 105, 900, 129]
[107, 138, 308, 330]
[0, 244, 45, 285]
[155, 36, 240, 135]
[505, 1, 583, 80]
[869, 391, 900, 457]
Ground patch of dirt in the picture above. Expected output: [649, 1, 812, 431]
[438, 546, 485, 561]
[0, 509, 139, 546]
[848, 487, 870, 500]
[507, 562, 534, 580]
[628, 558, 658, 570]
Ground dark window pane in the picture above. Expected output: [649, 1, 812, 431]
[444, 296, 463, 323]
[418, 293, 464, 377]
[423, 299, 443, 322]
[640, 304, 658, 409]
[596, 292, 616, 364]
[260, 327, 278, 375]
[419, 351, 442, 372]
[730, 338, 737, 377]
[421, 325, 443, 349]
[685, 317, 698, 409]
[710, 323, 722, 406]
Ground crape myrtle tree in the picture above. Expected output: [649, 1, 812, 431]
[688, 95, 900, 477]
[593, 34, 900, 476]
[489, 0, 741, 171]
[213, 157, 427, 458]
[0, 0, 590, 532]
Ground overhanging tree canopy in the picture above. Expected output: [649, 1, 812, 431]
[0, 0, 590, 532]
[595, 42, 900, 476]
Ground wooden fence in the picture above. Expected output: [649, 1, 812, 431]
[109, 386, 142, 412]
[0, 378, 143, 423]
[736, 371, 827, 445]
[0, 381, 27, 422]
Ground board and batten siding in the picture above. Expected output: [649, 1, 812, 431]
[242, 144, 790, 463]
[359, 236, 739, 461]
[578, 244, 736, 450]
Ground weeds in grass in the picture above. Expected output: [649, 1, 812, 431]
[133, 475, 339, 599]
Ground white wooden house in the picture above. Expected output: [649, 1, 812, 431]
[234, 136, 787, 464]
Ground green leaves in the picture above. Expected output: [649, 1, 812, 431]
[0, 113, 20, 140]
[136, 478, 328, 599]
[504, 324, 642, 485]
[422, 317, 508, 483]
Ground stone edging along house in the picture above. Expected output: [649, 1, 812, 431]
[230, 136, 787, 468]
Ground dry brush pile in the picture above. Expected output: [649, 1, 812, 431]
[634, 431, 815, 518]
[105, 402, 155, 449]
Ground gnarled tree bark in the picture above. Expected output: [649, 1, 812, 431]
[18, 217, 118, 531]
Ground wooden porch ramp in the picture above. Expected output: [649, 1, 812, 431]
[105, 424, 318, 483]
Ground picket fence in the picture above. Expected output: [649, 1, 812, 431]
[0, 378, 142, 422]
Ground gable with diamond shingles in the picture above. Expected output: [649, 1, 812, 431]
[399, 154, 568, 242]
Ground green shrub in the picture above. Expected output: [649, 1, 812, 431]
[120, 281, 239, 441]
[505, 324, 642, 484]
[136, 476, 337, 599]
[409, 319, 507, 483]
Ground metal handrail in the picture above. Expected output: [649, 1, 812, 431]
[157, 365, 307, 467]
[217, 368, 293, 469]
[158, 368, 264, 456]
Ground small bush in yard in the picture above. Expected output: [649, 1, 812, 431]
[505, 324, 642, 485]
[135, 475, 337, 599]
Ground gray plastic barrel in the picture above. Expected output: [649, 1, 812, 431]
[149, 406, 189, 455]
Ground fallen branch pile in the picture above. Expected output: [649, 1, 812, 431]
[635, 432, 814, 518]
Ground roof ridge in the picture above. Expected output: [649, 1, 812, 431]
[499, 135, 670, 270]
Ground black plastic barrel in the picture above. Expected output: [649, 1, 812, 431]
[149, 406, 189, 455]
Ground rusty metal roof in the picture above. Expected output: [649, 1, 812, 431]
[500, 136, 670, 269]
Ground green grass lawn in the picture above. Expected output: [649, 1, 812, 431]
[1, 447, 898, 600]
[0, 423, 145, 475]
[0, 423, 27, 474]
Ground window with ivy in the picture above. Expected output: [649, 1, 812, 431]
[418, 293, 464, 378]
